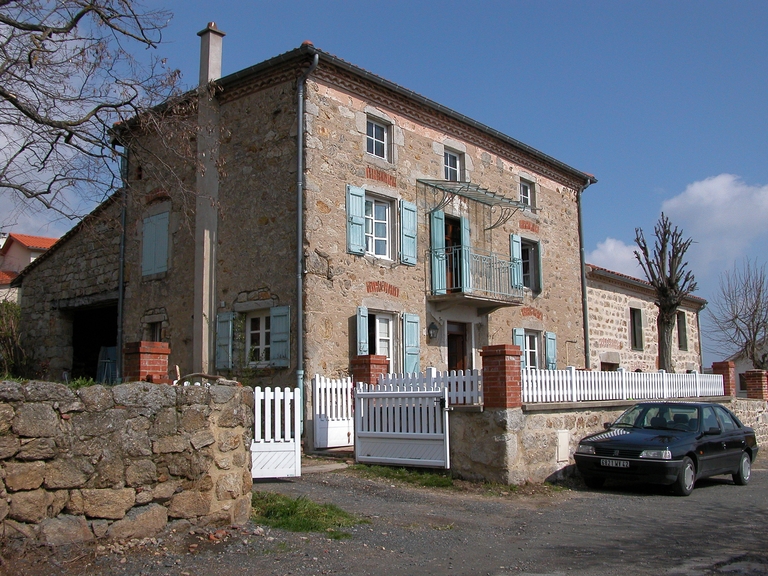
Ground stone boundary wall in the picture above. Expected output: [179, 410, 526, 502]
[0, 380, 254, 546]
[450, 397, 768, 485]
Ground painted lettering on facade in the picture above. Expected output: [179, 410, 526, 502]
[366, 281, 400, 297]
[366, 166, 397, 188]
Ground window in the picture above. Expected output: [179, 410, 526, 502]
[246, 311, 271, 365]
[347, 185, 417, 265]
[444, 150, 461, 181]
[366, 118, 388, 160]
[365, 197, 390, 258]
[677, 311, 688, 350]
[227, 306, 291, 369]
[142, 211, 169, 276]
[147, 322, 162, 342]
[521, 240, 541, 292]
[714, 405, 739, 432]
[524, 331, 540, 368]
[630, 308, 643, 350]
[514, 328, 556, 369]
[356, 308, 420, 373]
[368, 312, 394, 365]
[520, 179, 535, 208]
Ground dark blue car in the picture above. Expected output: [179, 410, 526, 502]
[574, 401, 759, 496]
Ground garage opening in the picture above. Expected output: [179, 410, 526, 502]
[71, 304, 117, 382]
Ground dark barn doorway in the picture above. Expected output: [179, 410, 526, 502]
[71, 304, 117, 381]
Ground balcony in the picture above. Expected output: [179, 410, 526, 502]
[427, 245, 524, 312]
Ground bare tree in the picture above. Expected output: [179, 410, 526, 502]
[0, 0, 184, 221]
[634, 213, 698, 372]
[708, 259, 768, 370]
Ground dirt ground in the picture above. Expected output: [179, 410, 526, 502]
[3, 454, 768, 576]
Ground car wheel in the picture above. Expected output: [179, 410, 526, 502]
[733, 452, 751, 486]
[673, 456, 695, 496]
[583, 476, 605, 489]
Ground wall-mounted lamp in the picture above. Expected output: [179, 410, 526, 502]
[427, 322, 439, 340]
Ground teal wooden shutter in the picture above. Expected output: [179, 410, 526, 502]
[403, 313, 420, 374]
[513, 327, 526, 369]
[545, 331, 557, 370]
[215, 312, 234, 370]
[430, 211, 446, 295]
[270, 306, 290, 367]
[346, 184, 365, 255]
[141, 215, 156, 276]
[399, 200, 417, 266]
[356, 306, 369, 356]
[460, 216, 472, 293]
[154, 212, 169, 273]
[510, 234, 522, 289]
[142, 212, 169, 275]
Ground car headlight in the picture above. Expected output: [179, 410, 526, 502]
[576, 444, 595, 455]
[639, 449, 672, 460]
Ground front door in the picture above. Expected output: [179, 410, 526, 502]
[447, 322, 467, 372]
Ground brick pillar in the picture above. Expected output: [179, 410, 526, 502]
[480, 344, 523, 409]
[744, 370, 768, 400]
[350, 355, 389, 386]
[123, 341, 171, 384]
[712, 361, 737, 397]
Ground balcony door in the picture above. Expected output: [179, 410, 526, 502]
[445, 217, 462, 292]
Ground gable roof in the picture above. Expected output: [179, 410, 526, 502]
[0, 269, 18, 285]
[586, 263, 707, 309]
[1, 233, 58, 255]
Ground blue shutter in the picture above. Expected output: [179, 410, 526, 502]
[399, 200, 417, 266]
[154, 212, 169, 273]
[460, 216, 472, 293]
[346, 184, 365, 255]
[215, 312, 234, 370]
[270, 306, 290, 368]
[510, 234, 522, 289]
[403, 313, 420, 374]
[545, 331, 557, 370]
[142, 215, 157, 275]
[513, 327, 526, 369]
[430, 211, 446, 295]
[356, 306, 369, 356]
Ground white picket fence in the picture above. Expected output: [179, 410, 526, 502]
[312, 375, 354, 449]
[251, 386, 301, 478]
[522, 367, 724, 403]
[378, 367, 482, 405]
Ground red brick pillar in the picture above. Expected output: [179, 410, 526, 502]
[350, 355, 390, 386]
[480, 344, 523, 409]
[712, 361, 737, 397]
[123, 341, 171, 384]
[744, 370, 768, 400]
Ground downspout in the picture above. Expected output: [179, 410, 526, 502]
[577, 179, 593, 369]
[296, 50, 319, 392]
[116, 185, 126, 382]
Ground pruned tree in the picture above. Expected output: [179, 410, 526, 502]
[708, 259, 768, 370]
[634, 213, 698, 372]
[0, 0, 186, 222]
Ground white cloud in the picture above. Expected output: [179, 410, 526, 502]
[662, 174, 768, 273]
[587, 237, 644, 278]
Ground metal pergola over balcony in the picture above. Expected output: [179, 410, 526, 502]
[417, 179, 534, 230]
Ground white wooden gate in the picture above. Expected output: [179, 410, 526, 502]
[355, 383, 450, 469]
[313, 375, 354, 449]
[251, 386, 301, 478]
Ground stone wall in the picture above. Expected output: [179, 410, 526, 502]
[0, 380, 253, 545]
[450, 397, 767, 484]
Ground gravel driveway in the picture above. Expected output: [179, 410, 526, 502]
[4, 455, 768, 576]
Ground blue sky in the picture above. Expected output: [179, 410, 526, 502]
[4, 1, 767, 363]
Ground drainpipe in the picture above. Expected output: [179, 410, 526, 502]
[116, 184, 126, 382]
[577, 178, 594, 369]
[296, 49, 319, 394]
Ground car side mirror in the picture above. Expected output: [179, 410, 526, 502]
[604, 422, 612, 430]
[704, 427, 721, 435]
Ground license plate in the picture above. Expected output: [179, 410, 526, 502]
[600, 458, 629, 468]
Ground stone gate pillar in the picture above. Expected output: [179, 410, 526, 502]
[712, 361, 737, 397]
[744, 370, 768, 400]
[479, 344, 523, 408]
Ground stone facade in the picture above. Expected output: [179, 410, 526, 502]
[0, 380, 253, 545]
[586, 264, 705, 372]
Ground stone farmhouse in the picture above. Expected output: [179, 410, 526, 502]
[586, 264, 706, 373]
[0, 233, 58, 303]
[14, 23, 599, 400]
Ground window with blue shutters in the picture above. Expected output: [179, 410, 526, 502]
[346, 185, 366, 255]
[510, 234, 542, 293]
[403, 313, 420, 374]
[142, 211, 169, 276]
[215, 312, 234, 370]
[513, 327, 526, 369]
[356, 306, 369, 356]
[270, 306, 290, 368]
[399, 200, 417, 266]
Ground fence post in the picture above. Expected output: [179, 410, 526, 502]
[695, 371, 700, 398]
[480, 344, 523, 408]
[426, 366, 437, 391]
[618, 367, 627, 400]
[567, 366, 577, 402]
[659, 369, 668, 399]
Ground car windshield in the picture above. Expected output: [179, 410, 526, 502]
[613, 405, 700, 431]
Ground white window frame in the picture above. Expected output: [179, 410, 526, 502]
[524, 331, 540, 369]
[444, 150, 461, 182]
[246, 310, 271, 366]
[369, 312, 395, 368]
[364, 195, 392, 259]
[366, 118, 389, 160]
[520, 179, 535, 208]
